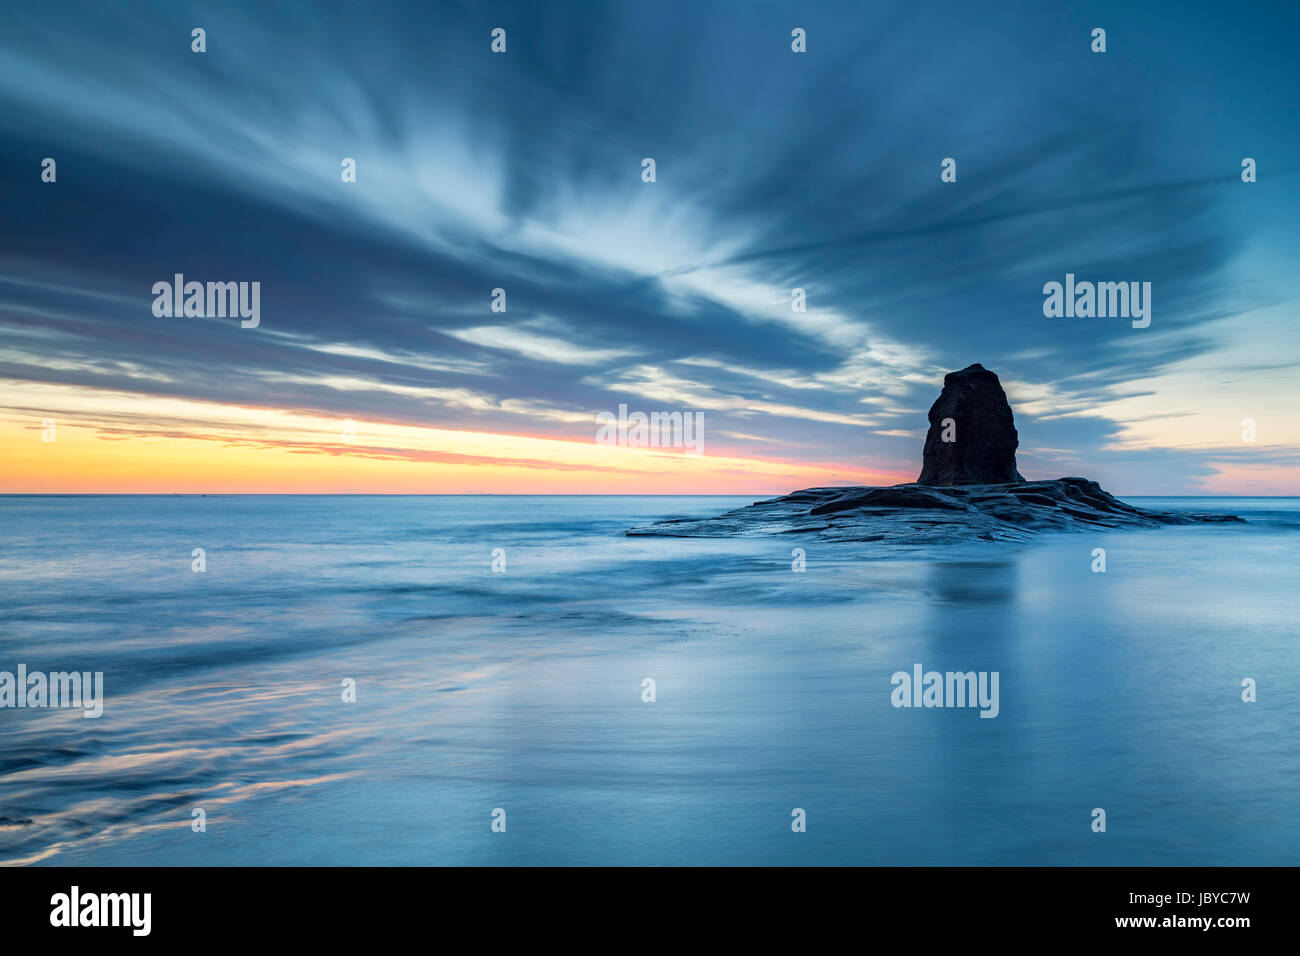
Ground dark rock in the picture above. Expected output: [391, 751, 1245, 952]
[917, 363, 1024, 485]
[627, 478, 1242, 542]
[809, 485, 968, 514]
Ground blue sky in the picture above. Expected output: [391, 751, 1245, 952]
[1, 0, 1297, 493]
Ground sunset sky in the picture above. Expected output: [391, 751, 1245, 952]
[2, 0, 1297, 495]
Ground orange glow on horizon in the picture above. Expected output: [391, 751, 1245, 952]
[4, 381, 1295, 495]
[0, 383, 910, 494]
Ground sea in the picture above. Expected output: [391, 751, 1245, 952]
[0, 494, 1296, 865]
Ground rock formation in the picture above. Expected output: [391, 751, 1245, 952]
[917, 363, 1024, 485]
[628, 364, 1241, 542]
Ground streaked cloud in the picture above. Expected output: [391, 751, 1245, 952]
[0, 0, 1297, 493]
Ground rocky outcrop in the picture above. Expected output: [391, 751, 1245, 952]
[627, 364, 1242, 542]
[627, 477, 1241, 542]
[917, 363, 1023, 485]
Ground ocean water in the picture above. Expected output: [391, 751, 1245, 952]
[0, 494, 1296, 866]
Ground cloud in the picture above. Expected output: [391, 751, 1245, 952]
[0, 0, 1296, 492]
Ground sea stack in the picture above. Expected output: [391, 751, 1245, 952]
[628, 362, 1241, 541]
[917, 363, 1025, 486]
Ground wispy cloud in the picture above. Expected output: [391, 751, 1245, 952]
[1, 0, 1297, 493]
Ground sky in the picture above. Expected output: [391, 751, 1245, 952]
[1, 0, 1297, 495]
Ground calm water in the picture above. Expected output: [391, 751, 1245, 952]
[0, 494, 1296, 866]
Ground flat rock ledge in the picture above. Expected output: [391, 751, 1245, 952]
[627, 478, 1242, 544]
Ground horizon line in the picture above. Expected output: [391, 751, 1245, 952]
[3, 492, 1295, 498]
